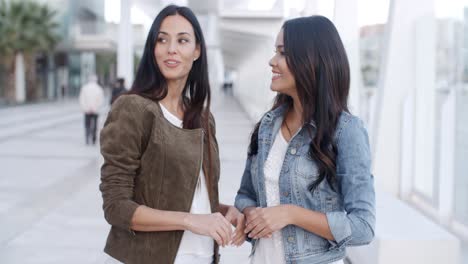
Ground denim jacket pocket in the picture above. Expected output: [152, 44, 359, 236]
[325, 196, 340, 211]
[295, 155, 319, 179]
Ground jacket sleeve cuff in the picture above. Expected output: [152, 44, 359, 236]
[234, 198, 257, 213]
[104, 200, 140, 232]
[326, 211, 352, 248]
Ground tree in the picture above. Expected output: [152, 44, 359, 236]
[0, 0, 60, 103]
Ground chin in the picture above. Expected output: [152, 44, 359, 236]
[270, 86, 284, 93]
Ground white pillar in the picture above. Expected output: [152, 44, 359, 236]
[15, 53, 26, 103]
[371, 0, 436, 195]
[334, 0, 360, 116]
[204, 13, 224, 92]
[439, 90, 455, 223]
[118, 0, 134, 88]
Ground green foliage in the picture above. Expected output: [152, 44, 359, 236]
[0, 0, 61, 56]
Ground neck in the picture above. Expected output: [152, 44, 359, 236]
[160, 78, 187, 115]
[288, 94, 303, 124]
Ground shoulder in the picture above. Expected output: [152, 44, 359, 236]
[112, 94, 153, 112]
[335, 112, 368, 145]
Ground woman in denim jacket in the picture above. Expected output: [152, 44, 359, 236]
[234, 16, 376, 264]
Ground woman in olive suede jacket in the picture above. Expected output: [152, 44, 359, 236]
[99, 5, 245, 264]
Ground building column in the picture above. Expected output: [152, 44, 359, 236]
[15, 53, 26, 103]
[118, 0, 134, 89]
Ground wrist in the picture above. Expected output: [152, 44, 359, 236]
[182, 213, 193, 231]
[282, 204, 296, 225]
[243, 206, 255, 215]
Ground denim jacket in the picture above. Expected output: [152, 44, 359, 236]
[234, 104, 376, 264]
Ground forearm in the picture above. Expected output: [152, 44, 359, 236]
[287, 205, 335, 241]
[130, 205, 190, 232]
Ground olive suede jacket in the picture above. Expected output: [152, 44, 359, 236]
[99, 94, 221, 264]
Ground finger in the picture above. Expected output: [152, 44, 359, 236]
[256, 228, 272, 239]
[215, 228, 226, 247]
[219, 215, 233, 244]
[249, 223, 266, 238]
[237, 214, 245, 228]
[245, 216, 263, 234]
[224, 211, 234, 224]
[232, 231, 246, 246]
[216, 227, 229, 247]
[211, 231, 223, 246]
[231, 228, 244, 245]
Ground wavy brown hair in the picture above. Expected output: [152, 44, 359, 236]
[249, 16, 350, 191]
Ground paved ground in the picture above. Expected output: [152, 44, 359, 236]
[0, 93, 254, 264]
[2, 94, 467, 264]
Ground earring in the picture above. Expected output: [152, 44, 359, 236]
[193, 58, 197, 61]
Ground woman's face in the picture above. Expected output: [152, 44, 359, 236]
[269, 29, 296, 96]
[154, 15, 200, 82]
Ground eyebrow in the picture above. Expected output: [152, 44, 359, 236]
[276, 45, 284, 49]
[158, 31, 192, 36]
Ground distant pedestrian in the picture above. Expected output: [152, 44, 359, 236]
[79, 75, 104, 145]
[110, 78, 127, 105]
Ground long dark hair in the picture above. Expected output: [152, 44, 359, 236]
[249, 16, 350, 191]
[130, 5, 214, 198]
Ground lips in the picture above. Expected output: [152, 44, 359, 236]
[272, 71, 282, 81]
[163, 59, 181, 68]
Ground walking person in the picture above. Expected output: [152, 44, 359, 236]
[79, 74, 104, 145]
[110, 77, 127, 105]
[99, 5, 245, 264]
[235, 16, 376, 264]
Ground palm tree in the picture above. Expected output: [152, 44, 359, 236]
[0, 0, 60, 103]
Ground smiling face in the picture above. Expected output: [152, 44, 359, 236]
[154, 14, 201, 83]
[269, 29, 296, 97]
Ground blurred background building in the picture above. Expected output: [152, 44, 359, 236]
[0, 0, 467, 263]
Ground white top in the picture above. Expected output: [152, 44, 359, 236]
[252, 130, 344, 264]
[252, 130, 288, 264]
[79, 81, 104, 113]
[160, 103, 214, 264]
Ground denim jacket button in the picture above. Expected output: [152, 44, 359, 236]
[290, 148, 297, 155]
[288, 236, 294, 243]
[283, 191, 289, 197]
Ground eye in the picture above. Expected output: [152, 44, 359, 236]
[157, 37, 167, 43]
[274, 50, 285, 56]
[179, 38, 189, 44]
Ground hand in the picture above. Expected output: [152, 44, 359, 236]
[185, 212, 232, 247]
[224, 206, 246, 246]
[244, 205, 291, 239]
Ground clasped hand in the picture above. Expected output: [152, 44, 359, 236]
[187, 206, 246, 247]
[243, 205, 291, 240]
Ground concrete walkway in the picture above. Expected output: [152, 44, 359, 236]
[0, 93, 254, 263]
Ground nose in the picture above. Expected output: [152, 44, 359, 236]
[269, 55, 276, 68]
[168, 40, 177, 55]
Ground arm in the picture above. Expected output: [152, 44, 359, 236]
[99, 96, 149, 231]
[325, 117, 375, 248]
[234, 155, 258, 212]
